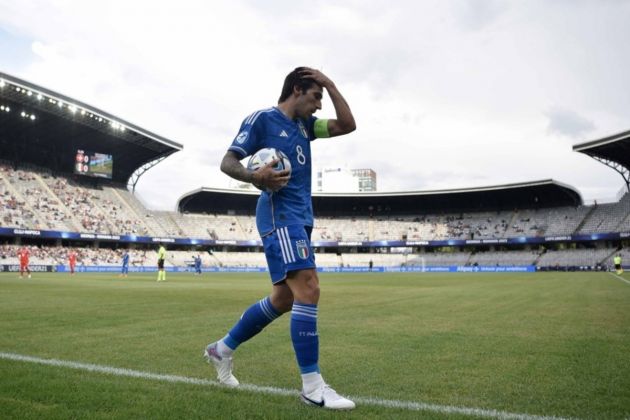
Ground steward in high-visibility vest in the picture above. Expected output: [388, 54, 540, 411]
[614, 254, 623, 275]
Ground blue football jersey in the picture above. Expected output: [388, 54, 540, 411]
[228, 107, 317, 236]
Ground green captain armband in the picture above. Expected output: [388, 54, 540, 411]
[314, 119, 330, 138]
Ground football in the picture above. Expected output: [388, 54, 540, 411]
[246, 147, 292, 191]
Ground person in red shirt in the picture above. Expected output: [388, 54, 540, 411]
[68, 249, 77, 275]
[17, 246, 31, 279]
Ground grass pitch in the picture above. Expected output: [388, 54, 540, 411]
[1, 271, 629, 419]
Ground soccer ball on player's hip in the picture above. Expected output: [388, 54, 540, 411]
[247, 147, 292, 191]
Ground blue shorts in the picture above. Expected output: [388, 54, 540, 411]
[262, 225, 315, 283]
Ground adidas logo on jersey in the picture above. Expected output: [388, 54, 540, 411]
[279, 130, 288, 137]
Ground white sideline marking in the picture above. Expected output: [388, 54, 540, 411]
[0, 351, 575, 420]
[609, 272, 630, 285]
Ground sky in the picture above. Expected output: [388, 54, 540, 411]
[1, 0, 629, 210]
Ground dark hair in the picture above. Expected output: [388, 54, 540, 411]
[278, 67, 319, 103]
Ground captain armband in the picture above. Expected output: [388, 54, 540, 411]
[313, 119, 330, 138]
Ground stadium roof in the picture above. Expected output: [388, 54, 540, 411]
[573, 129, 630, 192]
[177, 179, 583, 217]
[0, 71, 182, 187]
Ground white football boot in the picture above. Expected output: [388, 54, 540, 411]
[204, 342, 239, 387]
[300, 384, 355, 410]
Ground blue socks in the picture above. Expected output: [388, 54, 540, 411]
[291, 302, 320, 374]
[219, 299, 320, 376]
[223, 296, 280, 350]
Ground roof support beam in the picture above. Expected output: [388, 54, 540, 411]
[589, 155, 630, 193]
[127, 154, 169, 194]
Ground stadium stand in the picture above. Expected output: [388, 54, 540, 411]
[1, 163, 629, 248]
[340, 252, 407, 267]
[113, 189, 170, 237]
[618, 212, 630, 232]
[1, 165, 73, 231]
[537, 248, 612, 269]
[469, 250, 540, 266]
[577, 193, 630, 234]
[211, 251, 268, 267]
[314, 252, 343, 268]
[0, 166, 35, 229]
[407, 252, 472, 267]
[315, 217, 370, 241]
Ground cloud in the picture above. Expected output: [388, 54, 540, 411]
[450, 0, 509, 31]
[545, 107, 595, 139]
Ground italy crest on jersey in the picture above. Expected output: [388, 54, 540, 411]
[297, 121, 308, 139]
[296, 240, 309, 259]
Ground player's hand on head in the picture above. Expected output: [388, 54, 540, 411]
[299, 67, 333, 88]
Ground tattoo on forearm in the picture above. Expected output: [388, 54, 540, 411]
[221, 154, 254, 183]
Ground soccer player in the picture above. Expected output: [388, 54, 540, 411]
[121, 250, 130, 278]
[17, 246, 31, 279]
[194, 254, 202, 275]
[205, 67, 356, 410]
[68, 249, 77, 275]
[614, 253, 623, 275]
[157, 244, 166, 282]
